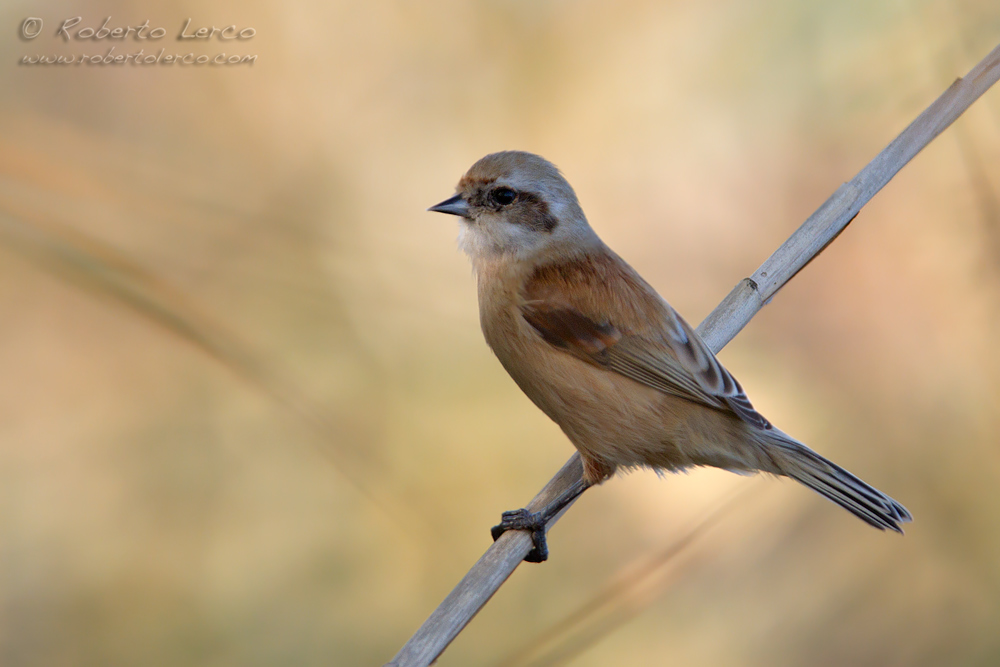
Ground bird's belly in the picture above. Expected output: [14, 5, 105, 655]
[492, 328, 692, 471]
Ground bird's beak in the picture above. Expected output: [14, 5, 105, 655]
[428, 194, 470, 218]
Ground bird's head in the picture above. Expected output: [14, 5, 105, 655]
[429, 151, 601, 267]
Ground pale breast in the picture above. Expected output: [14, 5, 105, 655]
[476, 266, 682, 470]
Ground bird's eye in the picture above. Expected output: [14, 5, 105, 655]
[489, 187, 517, 207]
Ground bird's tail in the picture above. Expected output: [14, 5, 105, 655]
[764, 431, 912, 532]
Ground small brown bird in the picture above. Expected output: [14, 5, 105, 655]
[430, 151, 911, 562]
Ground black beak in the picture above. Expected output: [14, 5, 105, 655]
[428, 194, 470, 218]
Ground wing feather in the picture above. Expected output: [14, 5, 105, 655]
[520, 256, 771, 430]
[660, 306, 772, 430]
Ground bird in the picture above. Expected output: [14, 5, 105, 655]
[428, 150, 911, 562]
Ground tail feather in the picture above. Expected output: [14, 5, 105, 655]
[765, 433, 912, 532]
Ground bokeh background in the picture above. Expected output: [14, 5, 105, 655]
[2, 1, 1000, 665]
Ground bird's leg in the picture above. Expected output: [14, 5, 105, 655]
[490, 477, 592, 563]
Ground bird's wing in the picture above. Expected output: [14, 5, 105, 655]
[521, 254, 771, 430]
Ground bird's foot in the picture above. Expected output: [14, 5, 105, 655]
[491, 508, 548, 563]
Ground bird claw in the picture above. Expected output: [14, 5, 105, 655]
[491, 508, 549, 563]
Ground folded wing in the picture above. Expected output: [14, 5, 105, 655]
[521, 254, 771, 431]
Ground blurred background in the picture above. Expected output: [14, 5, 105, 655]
[2, 1, 1000, 665]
